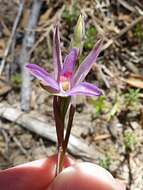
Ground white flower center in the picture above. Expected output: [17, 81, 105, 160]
[60, 76, 70, 92]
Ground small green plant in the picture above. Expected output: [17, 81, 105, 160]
[124, 88, 140, 107]
[91, 96, 105, 116]
[11, 73, 22, 87]
[133, 21, 143, 40]
[62, 0, 78, 24]
[98, 153, 112, 170]
[123, 131, 137, 152]
[108, 101, 119, 121]
[84, 26, 97, 51]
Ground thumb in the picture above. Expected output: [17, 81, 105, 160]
[48, 162, 125, 190]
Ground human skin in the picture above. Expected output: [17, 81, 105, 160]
[0, 154, 125, 190]
[47, 162, 125, 190]
[0, 154, 72, 190]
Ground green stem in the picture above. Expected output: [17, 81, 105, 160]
[54, 96, 75, 176]
[53, 96, 64, 147]
[60, 97, 70, 122]
[63, 105, 75, 152]
[57, 105, 75, 174]
[56, 145, 63, 175]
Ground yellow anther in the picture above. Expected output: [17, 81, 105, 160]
[61, 81, 69, 91]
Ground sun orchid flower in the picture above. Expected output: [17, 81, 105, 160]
[25, 25, 102, 98]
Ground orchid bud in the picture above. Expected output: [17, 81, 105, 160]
[71, 14, 85, 55]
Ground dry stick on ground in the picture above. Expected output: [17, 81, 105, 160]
[0, 128, 10, 156]
[11, 135, 30, 158]
[0, 102, 97, 162]
[20, 0, 42, 111]
[0, 0, 24, 75]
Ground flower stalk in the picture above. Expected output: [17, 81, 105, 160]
[53, 96, 64, 148]
[53, 94, 75, 175]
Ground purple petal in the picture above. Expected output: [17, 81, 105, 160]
[73, 39, 103, 85]
[67, 82, 101, 97]
[53, 25, 62, 81]
[25, 64, 60, 93]
[61, 48, 77, 78]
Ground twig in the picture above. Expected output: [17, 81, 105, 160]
[118, 0, 135, 12]
[97, 65, 110, 88]
[0, 128, 10, 155]
[29, 26, 52, 56]
[29, 5, 65, 55]
[94, 134, 111, 141]
[0, 0, 24, 75]
[11, 135, 30, 158]
[20, 0, 42, 111]
[126, 153, 133, 187]
[102, 15, 143, 51]
[115, 15, 143, 39]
